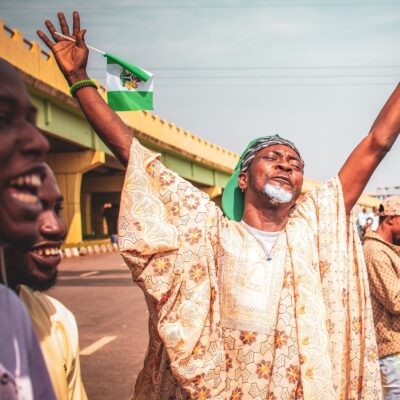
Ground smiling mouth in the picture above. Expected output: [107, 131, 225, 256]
[31, 246, 61, 257]
[30, 243, 62, 271]
[31, 240, 62, 257]
[7, 172, 42, 205]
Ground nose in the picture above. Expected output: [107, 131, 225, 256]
[275, 161, 292, 173]
[20, 124, 49, 160]
[39, 211, 67, 241]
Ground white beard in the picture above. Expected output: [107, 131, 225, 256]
[263, 183, 293, 204]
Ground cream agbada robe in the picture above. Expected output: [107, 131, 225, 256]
[19, 285, 87, 400]
[119, 139, 381, 400]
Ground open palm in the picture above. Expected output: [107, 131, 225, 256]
[37, 11, 89, 82]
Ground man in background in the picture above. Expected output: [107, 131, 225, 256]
[357, 207, 369, 238]
[368, 206, 380, 232]
[364, 196, 400, 399]
[4, 164, 88, 400]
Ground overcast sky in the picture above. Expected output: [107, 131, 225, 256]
[2, 0, 400, 193]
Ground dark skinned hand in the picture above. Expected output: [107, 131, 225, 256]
[37, 11, 89, 84]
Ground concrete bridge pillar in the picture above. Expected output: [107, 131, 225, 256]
[90, 201, 105, 238]
[89, 192, 121, 237]
[81, 192, 93, 237]
[46, 150, 106, 244]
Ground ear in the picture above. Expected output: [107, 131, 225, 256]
[238, 171, 248, 191]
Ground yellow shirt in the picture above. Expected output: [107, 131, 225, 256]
[19, 285, 87, 400]
[119, 139, 381, 400]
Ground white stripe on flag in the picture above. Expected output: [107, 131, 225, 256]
[106, 63, 153, 92]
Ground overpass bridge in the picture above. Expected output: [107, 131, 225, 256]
[0, 20, 379, 244]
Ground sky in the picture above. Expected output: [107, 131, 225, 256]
[1, 0, 400, 193]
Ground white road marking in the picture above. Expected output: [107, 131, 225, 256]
[80, 336, 117, 356]
[80, 271, 99, 277]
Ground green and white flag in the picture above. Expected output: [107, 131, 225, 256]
[105, 53, 153, 111]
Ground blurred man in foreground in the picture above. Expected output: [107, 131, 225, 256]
[0, 58, 56, 399]
[364, 197, 400, 399]
[4, 164, 87, 400]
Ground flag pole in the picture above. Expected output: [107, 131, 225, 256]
[54, 32, 106, 55]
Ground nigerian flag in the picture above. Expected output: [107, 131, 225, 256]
[105, 53, 153, 111]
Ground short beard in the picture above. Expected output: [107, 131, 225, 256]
[22, 270, 58, 292]
[263, 183, 293, 204]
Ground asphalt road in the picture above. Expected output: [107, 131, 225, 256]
[48, 252, 149, 400]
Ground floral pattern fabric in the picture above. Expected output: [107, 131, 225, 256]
[119, 139, 381, 399]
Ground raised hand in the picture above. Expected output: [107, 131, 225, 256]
[37, 10, 133, 166]
[37, 11, 89, 84]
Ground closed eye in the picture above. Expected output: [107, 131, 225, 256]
[263, 155, 277, 161]
[290, 163, 303, 171]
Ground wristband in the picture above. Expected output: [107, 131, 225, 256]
[70, 79, 97, 96]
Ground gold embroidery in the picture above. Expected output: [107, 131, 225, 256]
[219, 222, 287, 334]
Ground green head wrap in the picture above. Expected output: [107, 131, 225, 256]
[221, 135, 303, 221]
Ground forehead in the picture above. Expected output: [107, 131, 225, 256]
[255, 144, 302, 161]
[0, 62, 32, 108]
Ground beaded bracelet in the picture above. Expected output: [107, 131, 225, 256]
[70, 79, 97, 96]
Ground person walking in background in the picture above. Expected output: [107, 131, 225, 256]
[368, 206, 380, 232]
[357, 207, 369, 239]
[4, 164, 88, 400]
[364, 196, 400, 400]
[365, 217, 374, 235]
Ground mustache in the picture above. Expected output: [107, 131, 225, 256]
[270, 174, 293, 186]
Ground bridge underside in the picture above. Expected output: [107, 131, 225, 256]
[28, 78, 229, 244]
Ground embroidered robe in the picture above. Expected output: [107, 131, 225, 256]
[118, 139, 381, 400]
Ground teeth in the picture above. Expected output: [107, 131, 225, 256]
[10, 191, 39, 204]
[10, 173, 41, 189]
[32, 247, 60, 257]
[31, 174, 41, 187]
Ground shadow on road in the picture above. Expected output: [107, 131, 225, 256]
[56, 269, 137, 287]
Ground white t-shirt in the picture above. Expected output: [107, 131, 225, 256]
[367, 212, 379, 231]
[241, 221, 282, 254]
[357, 212, 368, 227]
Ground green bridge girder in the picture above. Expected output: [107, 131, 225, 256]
[28, 85, 231, 189]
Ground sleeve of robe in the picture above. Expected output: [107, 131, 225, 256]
[287, 176, 381, 400]
[118, 138, 227, 395]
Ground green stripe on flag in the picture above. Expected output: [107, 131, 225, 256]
[107, 91, 153, 111]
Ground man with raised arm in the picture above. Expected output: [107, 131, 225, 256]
[38, 11, 400, 399]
